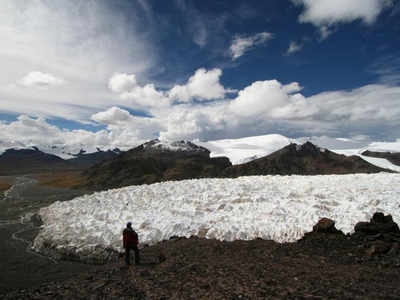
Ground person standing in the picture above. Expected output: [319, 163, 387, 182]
[122, 222, 140, 265]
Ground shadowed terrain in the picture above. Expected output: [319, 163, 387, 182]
[2, 213, 400, 299]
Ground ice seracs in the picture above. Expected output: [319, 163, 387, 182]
[33, 173, 400, 261]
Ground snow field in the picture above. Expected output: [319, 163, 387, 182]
[33, 174, 400, 257]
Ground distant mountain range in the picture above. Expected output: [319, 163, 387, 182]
[82, 140, 393, 191]
[0, 147, 121, 175]
[1, 138, 398, 190]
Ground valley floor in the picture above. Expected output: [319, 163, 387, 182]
[2, 232, 400, 299]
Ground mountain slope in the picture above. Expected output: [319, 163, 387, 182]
[67, 148, 121, 168]
[361, 150, 400, 166]
[222, 142, 392, 177]
[0, 148, 73, 175]
[83, 140, 232, 190]
[0, 147, 121, 175]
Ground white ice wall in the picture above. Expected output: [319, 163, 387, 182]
[33, 174, 400, 257]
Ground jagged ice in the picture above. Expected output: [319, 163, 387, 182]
[33, 173, 400, 257]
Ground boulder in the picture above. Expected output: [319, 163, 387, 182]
[312, 218, 341, 234]
[366, 240, 392, 256]
[372, 212, 385, 223]
[354, 213, 400, 235]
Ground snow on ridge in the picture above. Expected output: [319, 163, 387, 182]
[198, 134, 292, 165]
[33, 173, 400, 259]
[0, 144, 123, 160]
[145, 139, 207, 152]
[332, 149, 400, 173]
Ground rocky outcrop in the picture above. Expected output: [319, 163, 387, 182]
[354, 212, 400, 256]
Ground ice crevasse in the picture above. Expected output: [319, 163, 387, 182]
[33, 173, 400, 257]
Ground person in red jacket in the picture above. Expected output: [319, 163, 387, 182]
[123, 222, 140, 265]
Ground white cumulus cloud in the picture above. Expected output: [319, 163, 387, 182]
[91, 106, 132, 125]
[169, 68, 233, 102]
[18, 71, 66, 88]
[230, 32, 273, 60]
[108, 73, 169, 110]
[108, 73, 137, 93]
[292, 0, 393, 38]
[0, 0, 156, 121]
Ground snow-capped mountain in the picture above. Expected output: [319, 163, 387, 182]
[143, 139, 209, 153]
[200, 134, 400, 172]
[83, 139, 231, 190]
[0, 146, 122, 175]
[221, 141, 391, 177]
[1, 134, 399, 176]
[0, 141, 122, 160]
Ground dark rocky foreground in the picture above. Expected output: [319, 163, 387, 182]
[2, 213, 400, 299]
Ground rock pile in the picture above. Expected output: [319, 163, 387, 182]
[354, 212, 400, 256]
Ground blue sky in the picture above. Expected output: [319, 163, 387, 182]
[0, 0, 400, 151]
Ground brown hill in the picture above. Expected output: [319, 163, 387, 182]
[0, 147, 121, 176]
[0, 148, 73, 175]
[362, 150, 400, 166]
[83, 140, 231, 190]
[222, 142, 391, 177]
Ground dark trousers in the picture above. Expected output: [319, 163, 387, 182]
[125, 246, 140, 265]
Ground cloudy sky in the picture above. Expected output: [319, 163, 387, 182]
[1, 0, 400, 151]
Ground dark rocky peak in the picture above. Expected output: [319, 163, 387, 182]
[125, 139, 211, 159]
[287, 141, 326, 156]
[142, 139, 210, 154]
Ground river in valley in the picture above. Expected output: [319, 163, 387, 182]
[0, 176, 101, 294]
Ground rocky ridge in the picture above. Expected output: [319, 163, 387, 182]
[83, 139, 232, 190]
[222, 142, 392, 177]
[83, 141, 391, 191]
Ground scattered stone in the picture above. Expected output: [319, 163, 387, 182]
[366, 240, 392, 256]
[312, 218, 342, 234]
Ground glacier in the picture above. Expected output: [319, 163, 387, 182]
[33, 173, 400, 260]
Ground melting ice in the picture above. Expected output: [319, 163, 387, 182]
[33, 173, 400, 256]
